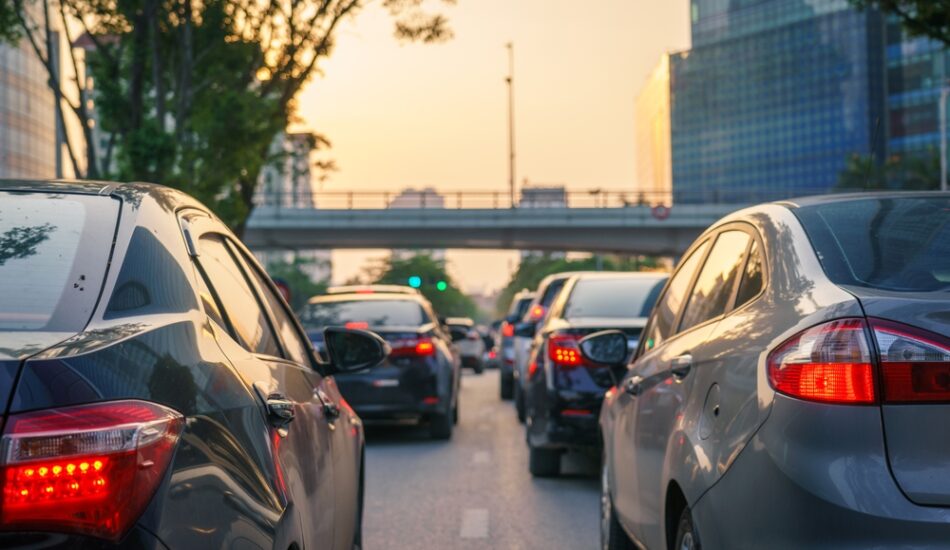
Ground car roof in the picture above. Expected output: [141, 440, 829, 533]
[325, 284, 420, 295]
[306, 292, 428, 305]
[0, 179, 210, 213]
[777, 191, 950, 208]
[565, 271, 669, 282]
[444, 317, 474, 326]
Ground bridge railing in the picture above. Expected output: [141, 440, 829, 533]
[253, 188, 830, 209]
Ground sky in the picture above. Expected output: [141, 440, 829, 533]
[293, 0, 691, 294]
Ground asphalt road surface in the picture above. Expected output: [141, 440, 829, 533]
[362, 369, 600, 549]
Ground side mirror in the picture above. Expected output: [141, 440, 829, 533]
[513, 321, 536, 338]
[579, 330, 630, 368]
[323, 327, 391, 374]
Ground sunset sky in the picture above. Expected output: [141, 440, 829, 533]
[293, 0, 690, 294]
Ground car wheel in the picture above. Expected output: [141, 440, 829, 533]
[515, 386, 526, 423]
[528, 446, 560, 477]
[674, 507, 702, 550]
[600, 460, 634, 550]
[500, 373, 514, 400]
[430, 412, 453, 440]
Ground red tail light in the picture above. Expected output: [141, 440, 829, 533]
[0, 400, 184, 541]
[528, 305, 546, 321]
[502, 322, 514, 337]
[345, 321, 369, 329]
[390, 337, 436, 358]
[872, 319, 950, 403]
[548, 333, 584, 368]
[768, 319, 876, 404]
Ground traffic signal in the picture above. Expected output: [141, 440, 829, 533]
[436, 280, 448, 292]
[408, 276, 422, 288]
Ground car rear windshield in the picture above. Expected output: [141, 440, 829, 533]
[795, 197, 950, 292]
[0, 192, 120, 331]
[511, 297, 533, 318]
[564, 277, 668, 319]
[299, 299, 428, 328]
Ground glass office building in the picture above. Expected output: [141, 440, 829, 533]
[0, 39, 57, 179]
[635, 54, 673, 205]
[670, 0, 886, 203]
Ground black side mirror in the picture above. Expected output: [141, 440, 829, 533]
[323, 327, 391, 374]
[513, 321, 536, 338]
[579, 330, 630, 370]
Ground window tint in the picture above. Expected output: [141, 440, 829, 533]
[679, 231, 750, 333]
[644, 240, 710, 350]
[195, 267, 227, 330]
[563, 276, 669, 319]
[299, 299, 426, 328]
[795, 197, 950, 292]
[196, 235, 281, 357]
[234, 245, 312, 366]
[735, 241, 764, 308]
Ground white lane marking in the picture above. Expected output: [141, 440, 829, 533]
[472, 451, 491, 465]
[460, 508, 489, 539]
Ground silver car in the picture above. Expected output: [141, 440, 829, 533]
[445, 317, 486, 374]
[592, 193, 950, 549]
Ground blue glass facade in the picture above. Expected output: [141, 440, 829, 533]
[670, 0, 886, 203]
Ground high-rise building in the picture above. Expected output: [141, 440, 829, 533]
[667, 0, 887, 203]
[635, 55, 673, 206]
[0, 39, 58, 179]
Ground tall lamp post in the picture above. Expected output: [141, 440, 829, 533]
[940, 84, 949, 192]
[506, 42, 516, 207]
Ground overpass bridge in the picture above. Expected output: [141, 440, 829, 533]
[243, 190, 747, 255]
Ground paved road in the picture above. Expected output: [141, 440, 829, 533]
[362, 370, 600, 549]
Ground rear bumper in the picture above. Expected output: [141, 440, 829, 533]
[336, 360, 452, 419]
[538, 413, 600, 450]
[460, 355, 482, 368]
[692, 396, 950, 549]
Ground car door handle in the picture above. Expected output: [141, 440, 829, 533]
[265, 395, 296, 425]
[624, 376, 644, 396]
[315, 388, 341, 422]
[671, 354, 693, 379]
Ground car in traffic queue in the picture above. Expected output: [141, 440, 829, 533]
[591, 192, 950, 550]
[0, 180, 387, 549]
[499, 290, 536, 400]
[299, 291, 463, 439]
[513, 272, 597, 422]
[522, 272, 668, 477]
[444, 317, 486, 374]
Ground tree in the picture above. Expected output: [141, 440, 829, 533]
[1, 0, 454, 231]
[494, 254, 663, 317]
[835, 148, 940, 191]
[850, 1, 950, 45]
[266, 256, 329, 311]
[358, 253, 477, 318]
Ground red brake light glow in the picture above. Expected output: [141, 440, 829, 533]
[345, 321, 369, 329]
[872, 318, 950, 403]
[767, 319, 876, 404]
[528, 305, 546, 321]
[502, 322, 514, 338]
[548, 334, 584, 368]
[390, 337, 436, 358]
[0, 400, 184, 541]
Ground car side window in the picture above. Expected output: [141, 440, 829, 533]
[196, 234, 282, 357]
[735, 240, 764, 309]
[678, 230, 751, 333]
[643, 239, 710, 351]
[194, 266, 228, 330]
[230, 243, 313, 366]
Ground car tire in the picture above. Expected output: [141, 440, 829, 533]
[474, 362, 484, 374]
[528, 446, 560, 477]
[430, 412, 453, 440]
[600, 460, 634, 550]
[500, 373, 514, 400]
[674, 507, 702, 550]
[515, 385, 526, 423]
[453, 401, 459, 425]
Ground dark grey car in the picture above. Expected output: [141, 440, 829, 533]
[595, 193, 950, 550]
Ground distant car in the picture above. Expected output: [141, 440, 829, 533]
[499, 290, 536, 399]
[523, 272, 667, 477]
[326, 284, 421, 295]
[300, 292, 462, 439]
[0, 180, 386, 549]
[445, 317, 486, 374]
[595, 193, 950, 549]
[513, 272, 597, 422]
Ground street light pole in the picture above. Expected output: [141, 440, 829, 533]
[941, 84, 949, 192]
[506, 42, 516, 207]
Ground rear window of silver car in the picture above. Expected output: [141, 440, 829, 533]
[299, 299, 427, 328]
[564, 276, 668, 319]
[795, 197, 950, 292]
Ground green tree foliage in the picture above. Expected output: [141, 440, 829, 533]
[266, 257, 329, 311]
[3, 0, 453, 232]
[494, 255, 663, 317]
[850, 1, 950, 45]
[835, 148, 940, 191]
[360, 254, 477, 318]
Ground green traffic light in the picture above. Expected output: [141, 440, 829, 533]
[436, 280, 448, 292]
[408, 276, 422, 288]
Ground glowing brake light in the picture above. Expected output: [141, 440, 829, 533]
[873, 318, 950, 403]
[0, 400, 184, 541]
[502, 322, 514, 337]
[548, 333, 584, 368]
[345, 321, 369, 329]
[390, 337, 436, 358]
[768, 319, 876, 404]
[528, 305, 546, 321]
